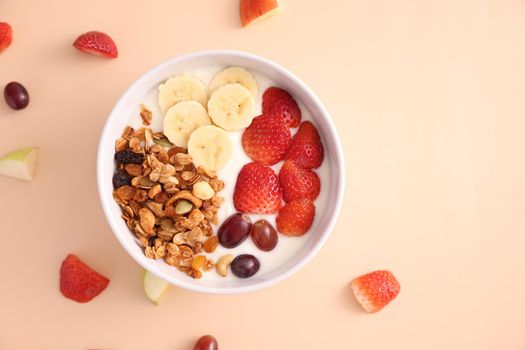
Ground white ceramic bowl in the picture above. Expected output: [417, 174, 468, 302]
[97, 50, 345, 294]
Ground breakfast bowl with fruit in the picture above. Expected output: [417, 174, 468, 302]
[97, 50, 345, 294]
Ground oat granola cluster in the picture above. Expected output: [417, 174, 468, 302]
[112, 124, 224, 279]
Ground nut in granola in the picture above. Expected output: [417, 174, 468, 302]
[192, 181, 215, 200]
[175, 199, 193, 215]
[216, 254, 234, 277]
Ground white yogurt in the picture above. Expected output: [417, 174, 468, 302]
[126, 66, 330, 281]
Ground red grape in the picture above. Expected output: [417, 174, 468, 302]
[4, 82, 29, 110]
[251, 219, 278, 251]
[231, 254, 260, 278]
[193, 335, 218, 350]
[218, 213, 252, 248]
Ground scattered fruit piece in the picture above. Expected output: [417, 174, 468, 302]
[242, 114, 291, 165]
[4, 82, 29, 110]
[233, 162, 282, 214]
[163, 101, 211, 148]
[218, 213, 252, 248]
[279, 160, 320, 202]
[351, 270, 400, 313]
[158, 76, 208, 112]
[0, 147, 38, 181]
[240, 0, 280, 27]
[231, 254, 260, 278]
[262, 87, 301, 128]
[251, 219, 278, 251]
[194, 335, 218, 350]
[143, 270, 170, 305]
[59, 254, 109, 303]
[276, 198, 315, 236]
[208, 83, 255, 131]
[285, 121, 324, 169]
[0, 22, 13, 53]
[188, 125, 233, 172]
[209, 66, 258, 98]
[73, 31, 118, 58]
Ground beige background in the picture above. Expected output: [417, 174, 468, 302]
[1, 0, 525, 349]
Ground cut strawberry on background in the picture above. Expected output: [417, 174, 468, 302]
[60, 254, 109, 303]
[285, 121, 324, 169]
[279, 160, 320, 202]
[0, 22, 13, 53]
[276, 198, 315, 236]
[73, 31, 118, 58]
[242, 114, 291, 165]
[262, 87, 302, 128]
[351, 270, 400, 313]
[233, 162, 282, 214]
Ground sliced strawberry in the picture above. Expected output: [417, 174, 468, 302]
[351, 270, 400, 313]
[262, 87, 302, 128]
[233, 162, 282, 214]
[242, 114, 291, 165]
[285, 121, 324, 169]
[0, 22, 13, 53]
[276, 198, 315, 236]
[279, 160, 320, 202]
[60, 254, 109, 303]
[73, 31, 118, 58]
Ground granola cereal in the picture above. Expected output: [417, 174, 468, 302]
[112, 124, 224, 279]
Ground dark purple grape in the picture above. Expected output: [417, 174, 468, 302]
[251, 219, 278, 251]
[193, 335, 218, 350]
[112, 168, 132, 188]
[218, 213, 252, 248]
[231, 254, 260, 278]
[114, 149, 144, 164]
[4, 82, 29, 110]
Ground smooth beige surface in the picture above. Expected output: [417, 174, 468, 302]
[1, 0, 525, 349]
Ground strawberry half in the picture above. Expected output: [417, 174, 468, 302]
[73, 31, 118, 58]
[262, 87, 302, 128]
[351, 270, 400, 313]
[60, 254, 110, 303]
[279, 160, 320, 202]
[233, 162, 282, 214]
[242, 114, 291, 165]
[276, 198, 315, 236]
[0, 22, 13, 53]
[285, 121, 324, 169]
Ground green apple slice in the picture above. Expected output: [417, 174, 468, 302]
[0, 147, 39, 181]
[143, 270, 170, 305]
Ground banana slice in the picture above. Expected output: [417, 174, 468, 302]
[188, 125, 233, 172]
[209, 67, 258, 98]
[163, 101, 212, 148]
[158, 76, 208, 112]
[207, 83, 255, 131]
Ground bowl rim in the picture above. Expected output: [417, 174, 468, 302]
[97, 49, 345, 294]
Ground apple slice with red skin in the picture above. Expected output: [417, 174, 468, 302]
[240, 0, 279, 27]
